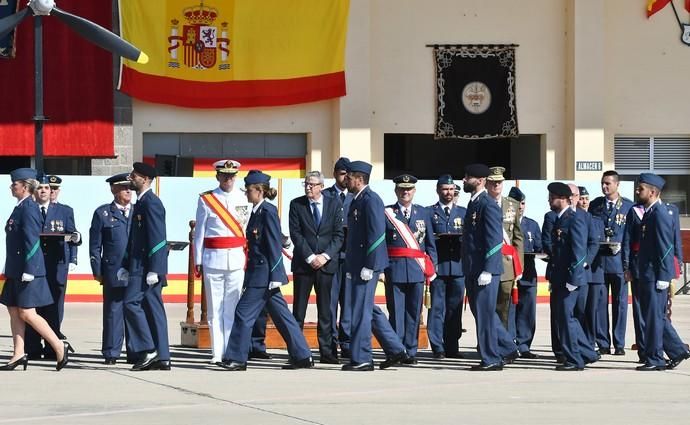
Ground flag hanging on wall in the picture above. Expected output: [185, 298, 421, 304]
[0, 0, 19, 59]
[434, 45, 518, 140]
[118, 0, 349, 108]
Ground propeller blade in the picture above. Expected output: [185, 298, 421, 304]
[0, 8, 29, 41]
[51, 7, 148, 64]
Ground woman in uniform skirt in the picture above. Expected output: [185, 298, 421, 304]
[0, 168, 69, 371]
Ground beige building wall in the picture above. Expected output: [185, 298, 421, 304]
[128, 0, 690, 180]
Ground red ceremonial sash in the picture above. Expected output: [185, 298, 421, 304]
[384, 208, 435, 282]
[502, 228, 523, 281]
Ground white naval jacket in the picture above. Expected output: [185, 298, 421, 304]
[194, 187, 251, 271]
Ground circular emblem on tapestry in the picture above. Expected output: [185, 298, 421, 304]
[461, 81, 491, 114]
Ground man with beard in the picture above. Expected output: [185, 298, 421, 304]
[462, 164, 518, 371]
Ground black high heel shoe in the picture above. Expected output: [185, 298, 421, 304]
[0, 355, 28, 371]
[56, 341, 70, 371]
[64, 341, 75, 354]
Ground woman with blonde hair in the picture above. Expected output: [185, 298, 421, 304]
[0, 168, 69, 371]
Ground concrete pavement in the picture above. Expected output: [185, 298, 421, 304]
[1, 297, 689, 425]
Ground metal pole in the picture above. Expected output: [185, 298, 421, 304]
[33, 15, 46, 175]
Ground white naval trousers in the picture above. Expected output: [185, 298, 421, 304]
[203, 266, 245, 362]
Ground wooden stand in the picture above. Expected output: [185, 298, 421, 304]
[179, 220, 211, 349]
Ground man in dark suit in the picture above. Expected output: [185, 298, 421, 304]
[289, 170, 344, 363]
[26, 174, 81, 360]
[427, 174, 466, 359]
[323, 157, 353, 358]
[118, 162, 170, 371]
[462, 164, 518, 371]
[547, 182, 599, 371]
[89, 173, 133, 364]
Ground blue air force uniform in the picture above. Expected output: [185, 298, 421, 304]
[1, 171, 53, 309]
[515, 214, 542, 354]
[123, 187, 170, 361]
[584, 214, 606, 350]
[384, 196, 437, 358]
[89, 175, 133, 361]
[462, 168, 517, 367]
[541, 209, 562, 356]
[427, 195, 466, 357]
[588, 194, 633, 351]
[224, 172, 312, 366]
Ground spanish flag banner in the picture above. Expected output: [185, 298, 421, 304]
[647, 0, 672, 17]
[118, 0, 349, 108]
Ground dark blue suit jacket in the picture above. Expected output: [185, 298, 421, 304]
[588, 196, 633, 273]
[288, 195, 344, 275]
[245, 201, 288, 287]
[428, 202, 466, 277]
[40, 202, 79, 286]
[89, 202, 131, 288]
[384, 204, 437, 283]
[636, 201, 676, 283]
[125, 190, 168, 284]
[323, 185, 352, 259]
[548, 208, 588, 286]
[345, 186, 388, 275]
[462, 191, 503, 278]
[586, 214, 605, 284]
[4, 197, 46, 279]
[520, 216, 542, 284]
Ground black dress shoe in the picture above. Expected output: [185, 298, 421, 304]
[504, 350, 520, 364]
[149, 360, 171, 371]
[520, 351, 539, 359]
[432, 352, 446, 359]
[613, 348, 626, 356]
[104, 358, 117, 365]
[249, 351, 272, 360]
[341, 362, 374, 371]
[556, 363, 584, 371]
[379, 351, 408, 370]
[219, 361, 247, 371]
[402, 356, 417, 365]
[667, 351, 690, 369]
[132, 351, 158, 371]
[0, 355, 28, 371]
[598, 347, 611, 355]
[636, 363, 665, 371]
[319, 354, 340, 364]
[282, 357, 314, 369]
[470, 362, 503, 371]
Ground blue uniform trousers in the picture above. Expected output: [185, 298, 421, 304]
[638, 281, 669, 366]
[251, 309, 268, 353]
[550, 290, 561, 356]
[102, 285, 126, 358]
[468, 275, 517, 365]
[600, 273, 628, 349]
[372, 304, 406, 356]
[630, 279, 645, 353]
[384, 281, 423, 357]
[556, 285, 599, 368]
[515, 282, 537, 353]
[574, 283, 589, 329]
[584, 284, 606, 349]
[225, 287, 310, 363]
[427, 275, 465, 356]
[330, 258, 352, 352]
[124, 278, 170, 361]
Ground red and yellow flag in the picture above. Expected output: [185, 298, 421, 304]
[647, 0, 672, 17]
[118, 0, 349, 108]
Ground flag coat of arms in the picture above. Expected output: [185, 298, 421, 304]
[118, 0, 349, 108]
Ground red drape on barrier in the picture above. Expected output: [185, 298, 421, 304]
[0, 0, 114, 157]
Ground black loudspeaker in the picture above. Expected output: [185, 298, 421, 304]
[155, 155, 194, 177]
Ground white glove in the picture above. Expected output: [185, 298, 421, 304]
[656, 280, 670, 290]
[21, 273, 34, 282]
[566, 283, 578, 292]
[146, 272, 159, 286]
[116, 268, 129, 282]
[268, 281, 283, 290]
[478, 271, 492, 286]
[69, 232, 81, 244]
[360, 267, 374, 281]
[68, 263, 77, 273]
[610, 243, 621, 255]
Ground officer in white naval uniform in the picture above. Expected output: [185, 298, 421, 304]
[194, 160, 251, 364]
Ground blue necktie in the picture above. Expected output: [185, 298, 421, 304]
[312, 202, 321, 227]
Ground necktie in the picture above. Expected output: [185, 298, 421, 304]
[312, 202, 321, 227]
[339, 192, 346, 204]
[41, 206, 47, 220]
[444, 206, 450, 217]
[122, 207, 130, 218]
[607, 201, 613, 213]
